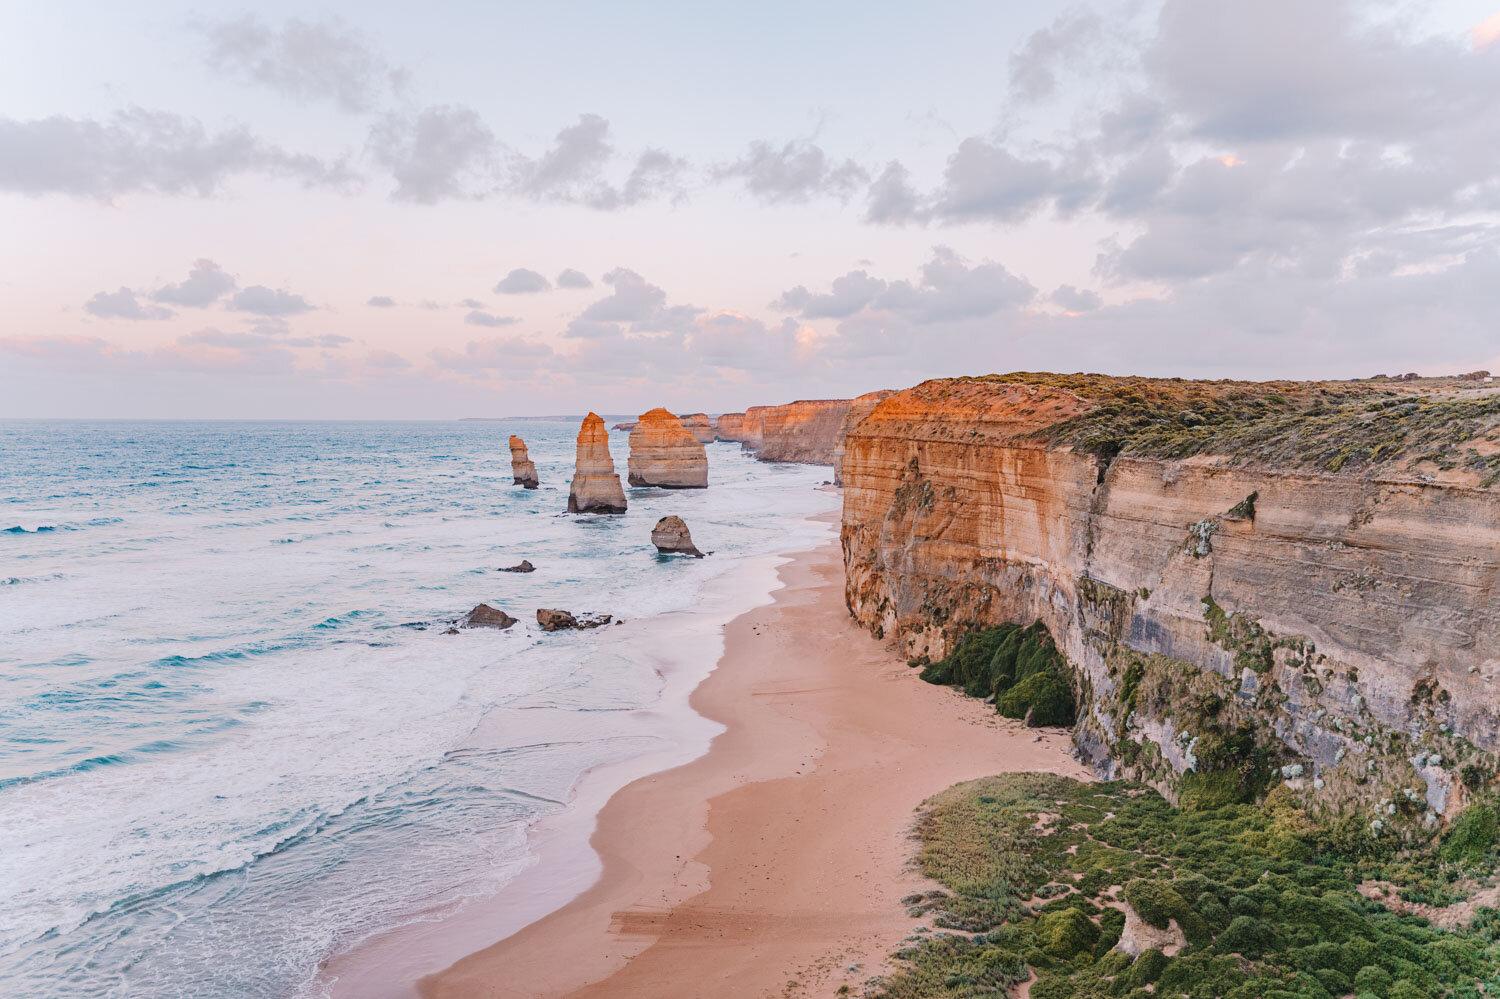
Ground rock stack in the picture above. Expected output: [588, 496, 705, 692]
[627, 408, 708, 488]
[678, 413, 715, 444]
[567, 412, 628, 514]
[509, 435, 539, 489]
[651, 516, 704, 557]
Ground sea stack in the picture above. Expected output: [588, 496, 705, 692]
[509, 435, 539, 489]
[627, 408, 708, 488]
[651, 515, 704, 557]
[566, 412, 628, 514]
[678, 413, 715, 445]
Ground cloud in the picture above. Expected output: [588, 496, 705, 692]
[458, 298, 485, 308]
[579, 267, 668, 322]
[429, 335, 555, 372]
[714, 139, 868, 204]
[556, 268, 592, 289]
[1009, 9, 1105, 102]
[774, 270, 885, 319]
[510, 114, 686, 209]
[228, 285, 315, 315]
[776, 247, 1034, 325]
[493, 268, 551, 294]
[85, 287, 174, 320]
[197, 15, 405, 113]
[152, 259, 236, 306]
[0, 108, 354, 199]
[1050, 284, 1102, 312]
[367, 105, 498, 203]
[464, 310, 520, 327]
[366, 295, 396, 307]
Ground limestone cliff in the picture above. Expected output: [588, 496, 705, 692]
[567, 412, 628, 514]
[509, 435, 539, 489]
[842, 373, 1500, 829]
[678, 413, 715, 445]
[715, 412, 746, 442]
[832, 390, 896, 485]
[627, 408, 708, 488]
[714, 399, 856, 465]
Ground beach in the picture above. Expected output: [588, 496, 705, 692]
[411, 528, 1089, 998]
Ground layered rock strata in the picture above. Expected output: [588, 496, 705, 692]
[841, 373, 1500, 830]
[715, 400, 858, 466]
[832, 389, 896, 485]
[509, 435, 539, 488]
[567, 412, 628, 514]
[715, 412, 747, 442]
[627, 408, 708, 488]
[678, 413, 715, 444]
[651, 515, 704, 557]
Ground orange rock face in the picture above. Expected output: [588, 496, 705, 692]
[627, 408, 708, 488]
[567, 412, 627, 514]
[841, 374, 1500, 820]
[715, 412, 745, 441]
[509, 435, 539, 489]
[677, 412, 715, 445]
[832, 389, 895, 485]
[755, 400, 854, 464]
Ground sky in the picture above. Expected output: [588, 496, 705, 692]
[2, 0, 1499, 418]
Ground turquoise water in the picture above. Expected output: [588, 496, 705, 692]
[0, 420, 835, 997]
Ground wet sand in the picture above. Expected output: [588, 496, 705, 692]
[419, 537, 1089, 998]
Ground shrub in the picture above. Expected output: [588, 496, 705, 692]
[1035, 907, 1098, 958]
[1439, 803, 1497, 865]
[1352, 965, 1393, 994]
[1123, 878, 1188, 930]
[997, 669, 1076, 727]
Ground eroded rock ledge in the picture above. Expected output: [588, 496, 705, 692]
[841, 372, 1500, 832]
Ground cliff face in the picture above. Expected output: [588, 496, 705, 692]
[567, 412, 628, 514]
[842, 374, 1500, 827]
[678, 413, 716, 445]
[508, 435, 539, 489]
[715, 412, 746, 442]
[832, 390, 896, 485]
[627, 408, 708, 488]
[756, 400, 852, 464]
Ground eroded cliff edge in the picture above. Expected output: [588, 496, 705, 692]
[841, 373, 1500, 833]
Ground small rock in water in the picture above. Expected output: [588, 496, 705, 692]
[537, 608, 613, 632]
[454, 603, 518, 630]
[651, 515, 705, 558]
[498, 560, 535, 573]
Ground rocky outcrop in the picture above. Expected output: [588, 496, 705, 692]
[678, 413, 715, 444]
[757, 400, 852, 464]
[537, 608, 613, 631]
[715, 412, 747, 442]
[611, 421, 636, 432]
[833, 389, 896, 485]
[652, 515, 704, 557]
[509, 435, 539, 489]
[627, 408, 708, 488]
[715, 400, 857, 466]
[454, 604, 518, 630]
[498, 560, 535, 573]
[842, 373, 1500, 831]
[567, 413, 628, 514]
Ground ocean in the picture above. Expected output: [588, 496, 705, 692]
[0, 419, 837, 998]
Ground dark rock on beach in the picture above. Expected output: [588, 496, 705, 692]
[454, 603, 518, 630]
[651, 515, 704, 557]
[536, 608, 613, 631]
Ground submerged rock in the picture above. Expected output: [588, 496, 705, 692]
[567, 412, 627, 514]
[652, 515, 705, 557]
[627, 408, 708, 488]
[498, 560, 535, 573]
[509, 435, 539, 489]
[536, 608, 613, 631]
[454, 603, 518, 630]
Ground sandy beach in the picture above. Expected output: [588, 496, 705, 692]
[415, 532, 1088, 999]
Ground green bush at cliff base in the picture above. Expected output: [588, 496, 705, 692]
[919, 622, 1077, 727]
[1441, 804, 1499, 866]
[870, 773, 1500, 999]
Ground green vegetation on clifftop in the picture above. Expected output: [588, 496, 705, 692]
[873, 774, 1500, 999]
